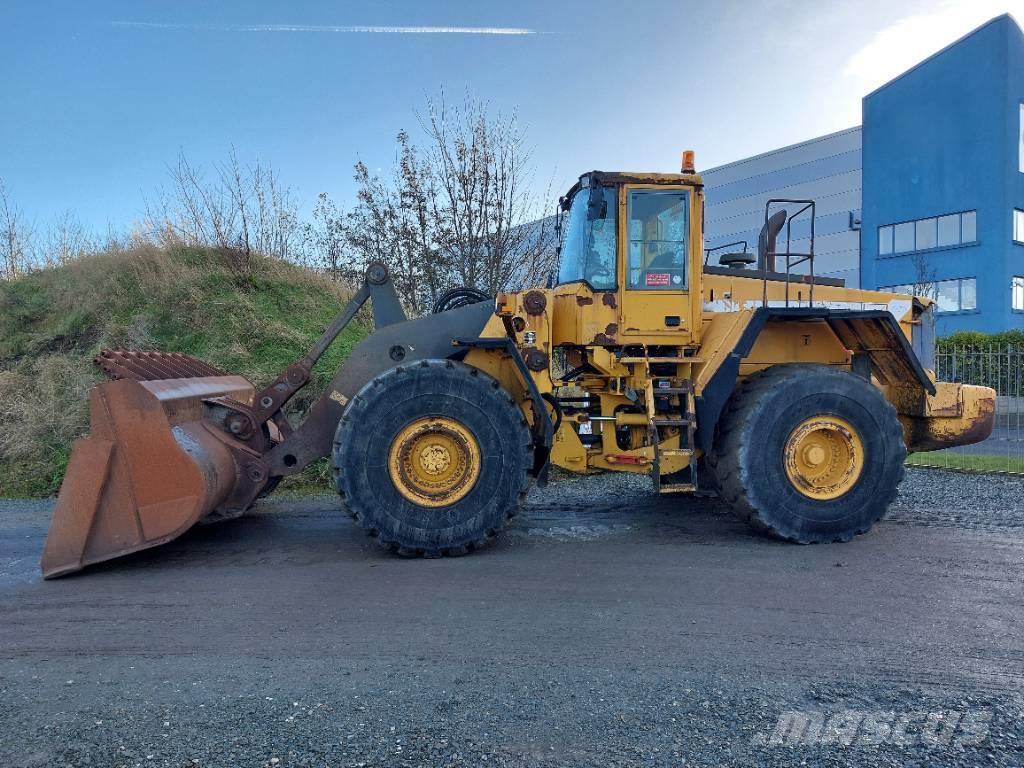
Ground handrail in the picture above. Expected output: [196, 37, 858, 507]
[762, 199, 817, 308]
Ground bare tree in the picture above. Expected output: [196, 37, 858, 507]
[304, 192, 351, 281]
[144, 149, 301, 274]
[345, 95, 557, 314]
[145, 153, 233, 251]
[222, 150, 254, 273]
[911, 250, 936, 299]
[422, 97, 536, 292]
[0, 179, 35, 279]
[504, 208, 558, 291]
[41, 209, 94, 266]
[249, 159, 300, 263]
[345, 132, 441, 313]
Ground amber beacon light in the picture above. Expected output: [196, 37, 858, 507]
[681, 150, 696, 173]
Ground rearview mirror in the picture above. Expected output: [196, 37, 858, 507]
[587, 186, 608, 221]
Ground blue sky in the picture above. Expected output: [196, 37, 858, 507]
[2, 0, 1020, 233]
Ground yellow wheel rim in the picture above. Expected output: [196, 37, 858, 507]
[783, 415, 864, 500]
[388, 417, 481, 507]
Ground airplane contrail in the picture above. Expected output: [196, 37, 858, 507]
[109, 21, 537, 35]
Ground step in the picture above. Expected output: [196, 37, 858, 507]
[652, 419, 693, 427]
[657, 448, 694, 457]
[657, 483, 697, 494]
[652, 387, 691, 394]
[620, 357, 703, 364]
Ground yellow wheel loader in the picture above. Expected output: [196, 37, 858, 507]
[40, 160, 997, 577]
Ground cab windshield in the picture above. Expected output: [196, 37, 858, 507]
[556, 184, 618, 290]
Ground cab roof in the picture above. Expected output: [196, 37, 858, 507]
[562, 170, 704, 203]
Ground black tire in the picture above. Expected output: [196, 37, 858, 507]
[712, 364, 906, 543]
[331, 359, 532, 556]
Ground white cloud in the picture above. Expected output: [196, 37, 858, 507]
[843, 0, 1024, 94]
[109, 21, 536, 35]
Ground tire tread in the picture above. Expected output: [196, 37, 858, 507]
[712, 364, 905, 543]
[331, 359, 532, 556]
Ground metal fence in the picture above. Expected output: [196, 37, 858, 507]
[910, 345, 1024, 474]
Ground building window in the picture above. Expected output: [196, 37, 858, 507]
[894, 222, 915, 253]
[915, 218, 937, 250]
[882, 283, 915, 295]
[879, 225, 893, 255]
[880, 277, 977, 314]
[1019, 103, 1024, 173]
[878, 210, 976, 256]
[1013, 277, 1024, 311]
[935, 280, 960, 312]
[960, 278, 977, 311]
[937, 214, 959, 247]
[1014, 209, 1024, 243]
[961, 211, 976, 243]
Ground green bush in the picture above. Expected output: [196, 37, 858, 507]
[938, 329, 1024, 350]
[933, 331, 1024, 392]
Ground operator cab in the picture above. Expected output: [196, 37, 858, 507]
[554, 169, 704, 339]
[556, 171, 697, 293]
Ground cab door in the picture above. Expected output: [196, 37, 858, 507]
[618, 185, 699, 343]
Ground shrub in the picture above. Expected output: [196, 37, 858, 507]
[938, 330, 1024, 351]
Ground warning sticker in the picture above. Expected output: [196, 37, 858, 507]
[645, 272, 670, 286]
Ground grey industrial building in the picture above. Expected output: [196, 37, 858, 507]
[702, 127, 863, 289]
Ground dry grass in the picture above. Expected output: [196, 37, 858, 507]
[0, 355, 94, 496]
[0, 245, 368, 497]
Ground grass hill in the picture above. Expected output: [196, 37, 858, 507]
[0, 246, 369, 497]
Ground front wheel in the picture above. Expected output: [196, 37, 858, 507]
[712, 364, 906, 543]
[332, 359, 533, 556]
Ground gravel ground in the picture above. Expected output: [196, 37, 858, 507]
[888, 468, 1024, 530]
[1, 467, 1022, 767]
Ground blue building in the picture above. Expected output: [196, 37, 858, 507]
[861, 13, 1024, 334]
[704, 14, 1024, 335]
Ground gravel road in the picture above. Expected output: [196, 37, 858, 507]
[1, 468, 1022, 767]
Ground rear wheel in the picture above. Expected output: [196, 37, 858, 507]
[332, 359, 532, 556]
[712, 364, 906, 543]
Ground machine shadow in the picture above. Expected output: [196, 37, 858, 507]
[58, 488, 815, 582]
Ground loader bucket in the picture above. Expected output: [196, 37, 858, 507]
[42, 264, 411, 577]
[41, 372, 257, 578]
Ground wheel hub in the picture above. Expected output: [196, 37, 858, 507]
[419, 444, 452, 474]
[388, 417, 480, 507]
[783, 416, 864, 500]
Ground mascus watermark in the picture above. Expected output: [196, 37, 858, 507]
[751, 709, 991, 748]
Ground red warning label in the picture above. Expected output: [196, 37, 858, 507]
[645, 272, 670, 286]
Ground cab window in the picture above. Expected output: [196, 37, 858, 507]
[627, 190, 689, 290]
[557, 185, 618, 290]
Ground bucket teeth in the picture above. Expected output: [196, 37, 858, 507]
[96, 349, 227, 382]
[44, 348, 261, 578]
